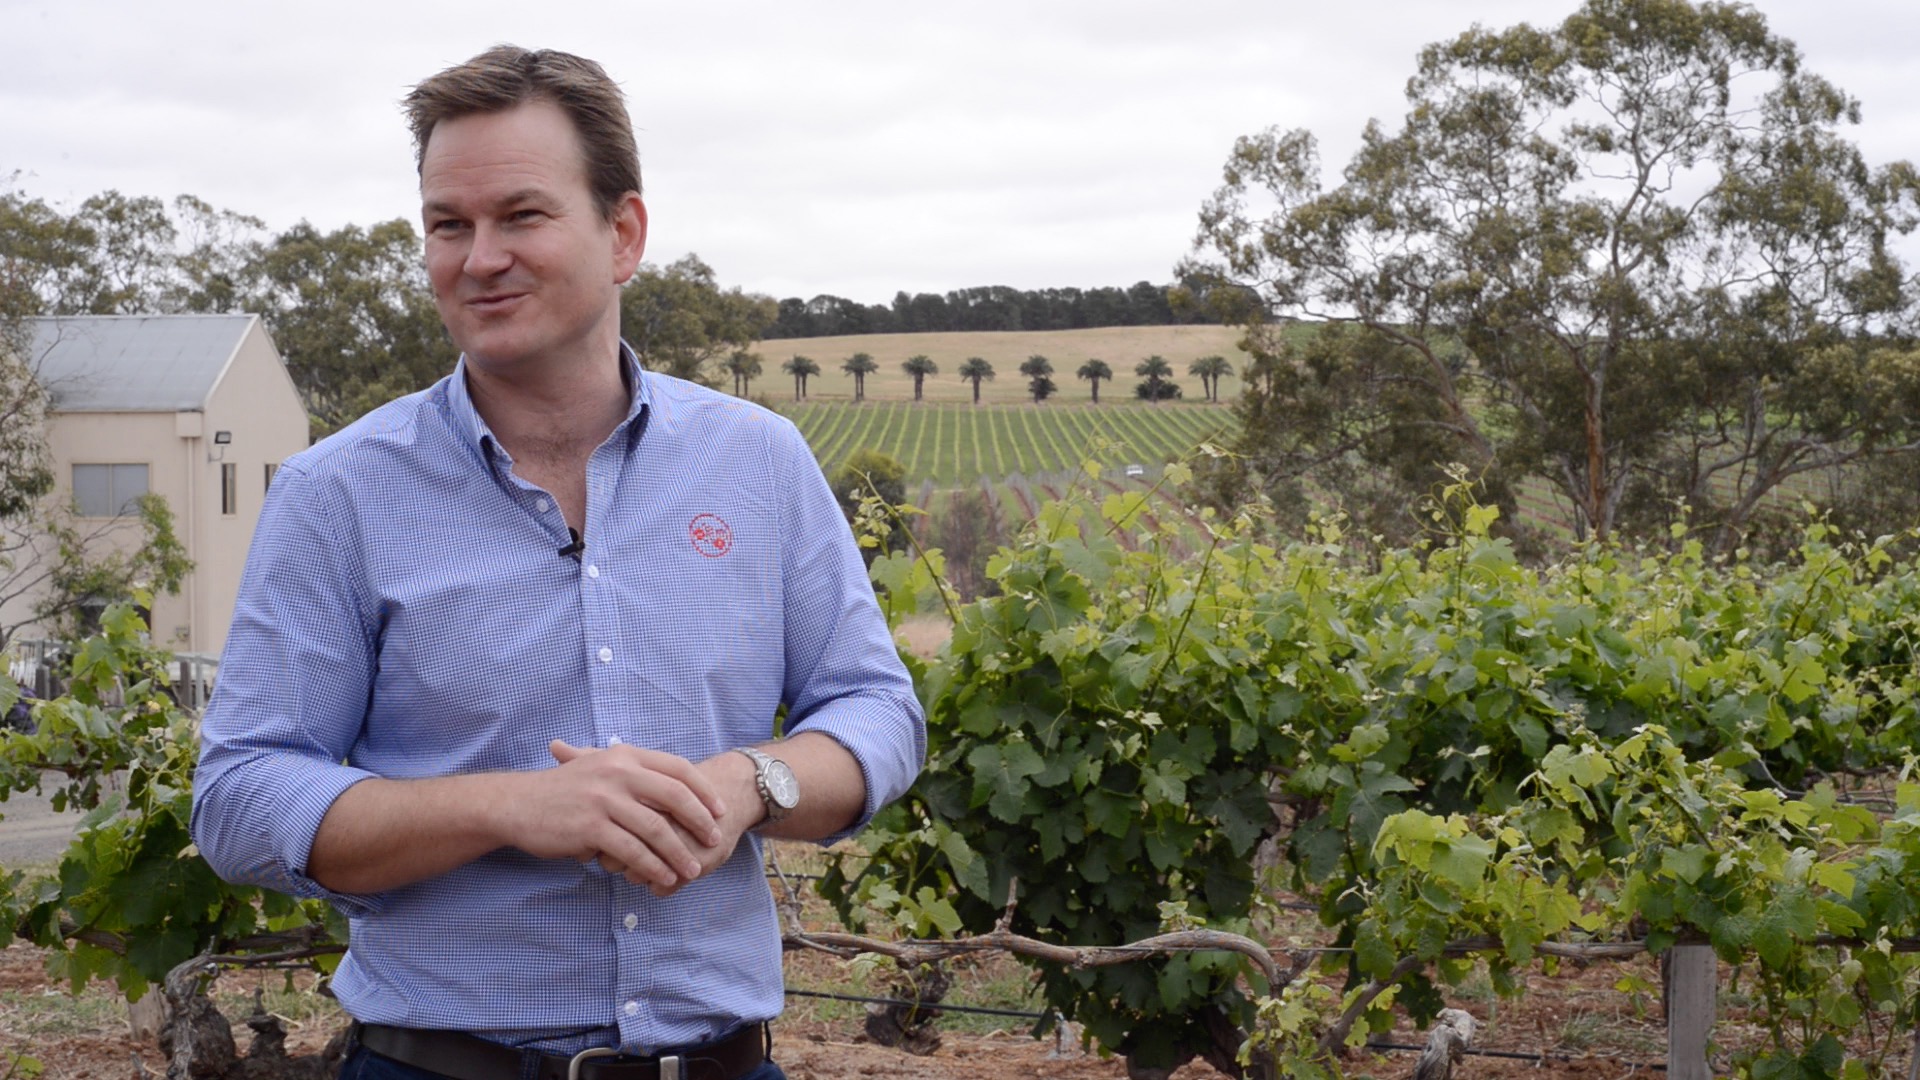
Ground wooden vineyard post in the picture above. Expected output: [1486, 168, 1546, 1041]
[1667, 945, 1716, 1079]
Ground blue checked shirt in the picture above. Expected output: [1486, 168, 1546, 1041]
[191, 346, 925, 1054]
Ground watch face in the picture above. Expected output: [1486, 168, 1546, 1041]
[766, 761, 800, 809]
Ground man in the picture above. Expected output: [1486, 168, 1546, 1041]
[191, 46, 925, 1080]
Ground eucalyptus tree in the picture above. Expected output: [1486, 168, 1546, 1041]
[1077, 358, 1113, 403]
[620, 253, 778, 390]
[1183, 0, 1920, 546]
[957, 356, 995, 404]
[901, 354, 939, 402]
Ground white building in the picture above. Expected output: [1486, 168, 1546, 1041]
[5, 314, 309, 656]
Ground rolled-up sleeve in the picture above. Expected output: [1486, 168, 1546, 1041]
[190, 465, 386, 917]
[772, 423, 926, 843]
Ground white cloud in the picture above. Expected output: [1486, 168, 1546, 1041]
[4, 0, 1914, 301]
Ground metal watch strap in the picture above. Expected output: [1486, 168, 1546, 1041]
[734, 746, 791, 823]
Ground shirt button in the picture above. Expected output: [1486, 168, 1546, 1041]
[587, 564, 601, 579]
[624, 913, 639, 931]
[608, 735, 623, 746]
[623, 1000, 640, 1018]
[536, 498, 551, 513]
[598, 647, 613, 664]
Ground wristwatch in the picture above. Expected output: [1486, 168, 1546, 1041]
[734, 746, 799, 825]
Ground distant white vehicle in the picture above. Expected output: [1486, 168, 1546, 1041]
[1124, 464, 1146, 479]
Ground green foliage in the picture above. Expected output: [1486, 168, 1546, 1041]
[1188, 356, 1232, 403]
[1186, 0, 1920, 550]
[621, 254, 778, 390]
[1076, 358, 1114, 404]
[725, 349, 763, 398]
[782, 354, 821, 400]
[0, 602, 338, 1000]
[901, 355, 939, 403]
[833, 449, 912, 563]
[1134, 355, 1181, 402]
[839, 466, 1920, 1076]
[250, 218, 450, 438]
[32, 494, 192, 647]
[957, 357, 995, 405]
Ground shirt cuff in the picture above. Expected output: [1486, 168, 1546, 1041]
[787, 689, 925, 846]
[253, 764, 390, 919]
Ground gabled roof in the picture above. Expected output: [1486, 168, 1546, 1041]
[26, 314, 263, 413]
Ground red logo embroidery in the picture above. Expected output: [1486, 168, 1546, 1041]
[690, 513, 733, 558]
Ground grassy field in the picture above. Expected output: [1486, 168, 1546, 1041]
[753, 324, 1249, 406]
[785, 400, 1235, 486]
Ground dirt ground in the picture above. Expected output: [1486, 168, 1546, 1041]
[1, 937, 1708, 1080]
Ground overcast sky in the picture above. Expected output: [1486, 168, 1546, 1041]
[5, 0, 1917, 304]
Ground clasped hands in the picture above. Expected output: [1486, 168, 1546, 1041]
[507, 739, 756, 897]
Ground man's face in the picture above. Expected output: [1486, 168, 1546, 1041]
[419, 99, 646, 378]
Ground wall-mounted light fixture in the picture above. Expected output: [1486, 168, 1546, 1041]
[208, 430, 234, 462]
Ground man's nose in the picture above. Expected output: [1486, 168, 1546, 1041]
[463, 222, 513, 278]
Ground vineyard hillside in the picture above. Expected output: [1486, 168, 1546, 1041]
[785, 401, 1235, 487]
[755, 324, 1249, 404]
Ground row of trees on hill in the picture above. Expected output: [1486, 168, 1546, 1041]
[1182, 0, 1920, 556]
[748, 351, 1237, 405]
[767, 281, 1210, 338]
[0, 182, 775, 439]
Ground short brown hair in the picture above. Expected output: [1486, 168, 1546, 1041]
[404, 46, 641, 219]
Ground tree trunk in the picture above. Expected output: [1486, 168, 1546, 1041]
[1584, 370, 1608, 541]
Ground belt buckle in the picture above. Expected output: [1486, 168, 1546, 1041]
[568, 1047, 618, 1080]
[567, 1047, 682, 1080]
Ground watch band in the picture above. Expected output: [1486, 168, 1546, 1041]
[734, 746, 793, 823]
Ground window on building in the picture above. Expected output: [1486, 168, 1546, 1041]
[72, 464, 149, 517]
[265, 463, 279, 493]
[221, 463, 238, 515]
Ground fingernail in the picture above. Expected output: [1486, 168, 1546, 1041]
[683, 862, 700, 878]
[708, 830, 723, 846]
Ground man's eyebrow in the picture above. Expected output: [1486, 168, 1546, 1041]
[421, 190, 554, 217]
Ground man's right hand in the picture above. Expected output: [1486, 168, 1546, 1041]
[306, 741, 730, 896]
[523, 740, 728, 889]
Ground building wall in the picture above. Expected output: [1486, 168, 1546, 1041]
[192, 320, 309, 655]
[26, 410, 188, 645]
[2, 317, 310, 660]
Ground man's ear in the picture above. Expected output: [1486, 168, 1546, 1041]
[611, 193, 648, 284]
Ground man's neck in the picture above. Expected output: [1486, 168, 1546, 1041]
[466, 346, 631, 469]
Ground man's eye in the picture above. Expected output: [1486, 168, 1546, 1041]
[430, 219, 466, 234]
[511, 209, 544, 222]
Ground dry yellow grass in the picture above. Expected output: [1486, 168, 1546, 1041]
[750, 325, 1249, 405]
[893, 614, 954, 659]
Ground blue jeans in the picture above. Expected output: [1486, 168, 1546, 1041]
[339, 1044, 788, 1080]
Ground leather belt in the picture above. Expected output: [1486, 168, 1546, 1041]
[353, 1021, 769, 1080]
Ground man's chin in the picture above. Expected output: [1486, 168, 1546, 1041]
[456, 340, 539, 376]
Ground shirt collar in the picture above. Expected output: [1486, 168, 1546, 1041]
[443, 341, 651, 464]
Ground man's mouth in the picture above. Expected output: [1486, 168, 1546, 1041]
[467, 292, 527, 313]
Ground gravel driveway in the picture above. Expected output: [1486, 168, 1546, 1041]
[0, 773, 92, 868]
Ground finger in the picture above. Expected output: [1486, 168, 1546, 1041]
[550, 739, 594, 765]
[605, 754, 726, 847]
[603, 800, 707, 881]
[617, 747, 729, 822]
[588, 824, 683, 890]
